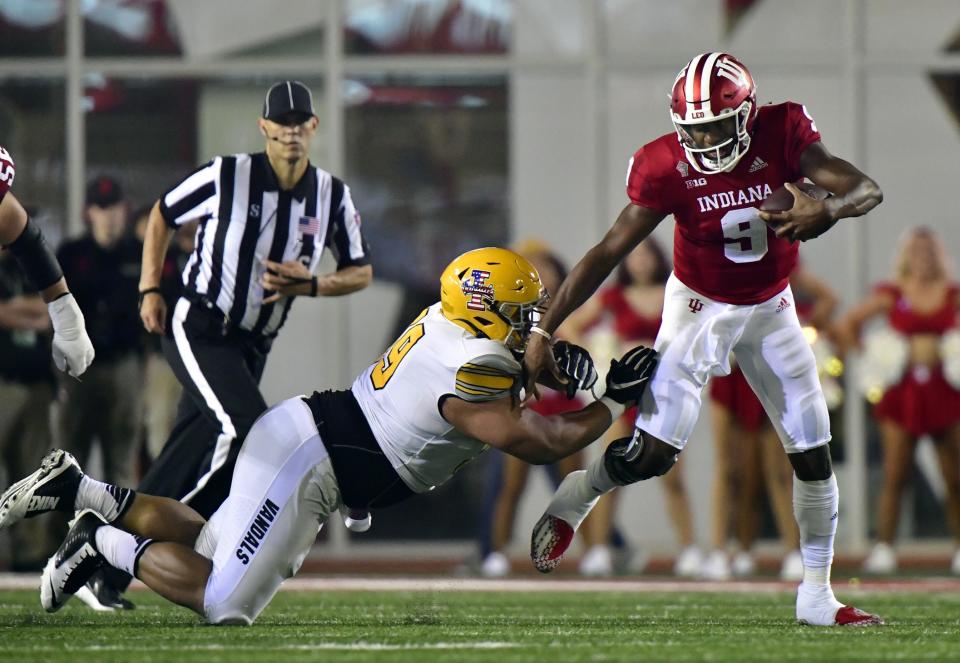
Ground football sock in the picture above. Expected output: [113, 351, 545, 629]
[793, 473, 839, 589]
[586, 456, 618, 494]
[76, 476, 135, 523]
[95, 525, 154, 578]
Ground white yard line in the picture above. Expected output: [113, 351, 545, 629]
[1, 573, 959, 593]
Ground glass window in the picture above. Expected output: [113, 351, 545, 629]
[84, 1, 326, 58]
[0, 1, 64, 56]
[84, 0, 182, 57]
[0, 79, 66, 240]
[84, 76, 326, 214]
[345, 0, 510, 54]
[343, 74, 508, 540]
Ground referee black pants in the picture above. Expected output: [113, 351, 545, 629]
[137, 297, 270, 519]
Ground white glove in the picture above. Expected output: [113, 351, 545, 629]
[48, 293, 95, 377]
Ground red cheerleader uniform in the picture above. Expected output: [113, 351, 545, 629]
[598, 285, 661, 425]
[872, 282, 960, 437]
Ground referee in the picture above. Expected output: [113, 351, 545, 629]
[136, 80, 372, 517]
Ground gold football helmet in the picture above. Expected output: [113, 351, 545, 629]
[440, 247, 547, 353]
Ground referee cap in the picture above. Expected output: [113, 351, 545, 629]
[262, 81, 315, 123]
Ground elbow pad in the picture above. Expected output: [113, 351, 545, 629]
[6, 217, 63, 290]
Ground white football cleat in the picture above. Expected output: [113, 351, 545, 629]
[796, 583, 883, 626]
[41, 510, 108, 613]
[0, 449, 82, 529]
[862, 542, 897, 574]
[530, 470, 601, 573]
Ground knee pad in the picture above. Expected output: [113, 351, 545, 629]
[603, 431, 679, 486]
[789, 444, 833, 482]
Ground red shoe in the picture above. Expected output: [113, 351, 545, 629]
[834, 605, 884, 626]
[530, 514, 574, 573]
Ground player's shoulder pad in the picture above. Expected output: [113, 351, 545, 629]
[629, 135, 677, 179]
[455, 351, 522, 403]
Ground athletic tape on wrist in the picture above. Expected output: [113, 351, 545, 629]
[599, 396, 626, 421]
[530, 326, 552, 341]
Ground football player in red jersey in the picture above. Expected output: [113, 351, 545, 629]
[0, 146, 95, 377]
[525, 53, 883, 626]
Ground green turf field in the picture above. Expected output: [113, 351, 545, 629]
[1, 588, 959, 662]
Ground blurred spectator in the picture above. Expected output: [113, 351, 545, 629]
[0, 225, 56, 570]
[133, 206, 194, 463]
[478, 240, 596, 577]
[564, 237, 702, 577]
[56, 176, 143, 489]
[836, 227, 960, 575]
[705, 263, 838, 581]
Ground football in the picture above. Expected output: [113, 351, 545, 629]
[760, 181, 829, 213]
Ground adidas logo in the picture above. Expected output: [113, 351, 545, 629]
[28, 495, 60, 512]
[775, 297, 791, 313]
[748, 156, 767, 173]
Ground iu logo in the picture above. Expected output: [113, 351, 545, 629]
[462, 269, 493, 311]
[688, 298, 703, 313]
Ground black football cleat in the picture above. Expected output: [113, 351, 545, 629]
[0, 449, 82, 529]
[41, 511, 108, 613]
[75, 568, 136, 611]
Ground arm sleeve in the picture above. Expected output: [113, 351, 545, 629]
[158, 158, 220, 228]
[454, 352, 522, 403]
[783, 102, 822, 176]
[325, 179, 371, 269]
[0, 145, 16, 203]
[625, 144, 671, 214]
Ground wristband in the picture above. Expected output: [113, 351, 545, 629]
[310, 276, 318, 297]
[598, 396, 626, 421]
[138, 287, 162, 309]
[530, 326, 552, 341]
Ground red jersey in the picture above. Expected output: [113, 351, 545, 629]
[0, 146, 15, 203]
[626, 102, 821, 304]
[875, 282, 959, 335]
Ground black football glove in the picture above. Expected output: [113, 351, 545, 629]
[552, 340, 598, 399]
[604, 344, 659, 405]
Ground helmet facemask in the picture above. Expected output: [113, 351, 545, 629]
[496, 294, 549, 354]
[673, 99, 753, 174]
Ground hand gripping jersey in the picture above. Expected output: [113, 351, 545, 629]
[626, 102, 821, 304]
[351, 302, 521, 493]
[0, 146, 16, 202]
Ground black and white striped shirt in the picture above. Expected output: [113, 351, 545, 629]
[159, 152, 369, 338]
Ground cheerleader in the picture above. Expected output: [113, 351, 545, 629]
[836, 228, 960, 574]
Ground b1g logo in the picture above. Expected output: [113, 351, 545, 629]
[462, 269, 493, 311]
